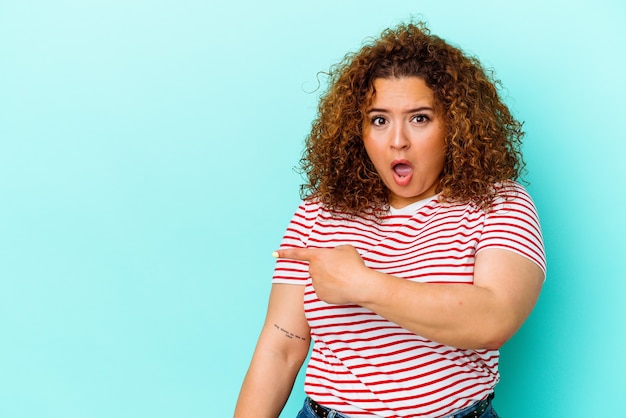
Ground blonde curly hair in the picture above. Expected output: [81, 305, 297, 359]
[299, 21, 525, 216]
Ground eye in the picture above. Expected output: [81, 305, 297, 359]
[411, 114, 430, 124]
[371, 116, 387, 126]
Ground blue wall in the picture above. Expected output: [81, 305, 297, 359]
[1, 1, 624, 416]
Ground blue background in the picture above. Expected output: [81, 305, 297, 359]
[1, 0, 624, 416]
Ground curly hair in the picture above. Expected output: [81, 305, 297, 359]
[299, 21, 525, 216]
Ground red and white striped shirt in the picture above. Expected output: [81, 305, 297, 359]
[273, 182, 546, 417]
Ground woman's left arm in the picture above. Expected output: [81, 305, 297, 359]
[275, 245, 544, 350]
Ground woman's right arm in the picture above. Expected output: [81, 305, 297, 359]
[234, 283, 311, 418]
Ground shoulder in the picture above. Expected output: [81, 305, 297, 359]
[486, 181, 542, 234]
[298, 197, 373, 222]
[291, 198, 324, 220]
[494, 180, 531, 199]
[490, 181, 538, 213]
[478, 181, 546, 273]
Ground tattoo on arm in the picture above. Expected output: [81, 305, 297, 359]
[273, 323, 307, 341]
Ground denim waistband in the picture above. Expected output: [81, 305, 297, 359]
[298, 393, 496, 418]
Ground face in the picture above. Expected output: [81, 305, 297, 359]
[363, 77, 447, 208]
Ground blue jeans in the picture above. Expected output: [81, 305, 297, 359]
[296, 398, 350, 418]
[445, 397, 499, 418]
[296, 396, 499, 418]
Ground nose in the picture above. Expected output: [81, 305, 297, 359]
[390, 123, 410, 150]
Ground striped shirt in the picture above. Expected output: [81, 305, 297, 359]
[272, 181, 546, 417]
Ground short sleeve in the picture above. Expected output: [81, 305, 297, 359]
[476, 182, 547, 274]
[271, 200, 320, 285]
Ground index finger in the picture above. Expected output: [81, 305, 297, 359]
[272, 247, 318, 261]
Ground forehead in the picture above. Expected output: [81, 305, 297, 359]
[367, 77, 436, 108]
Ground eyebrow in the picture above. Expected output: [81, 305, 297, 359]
[366, 106, 434, 114]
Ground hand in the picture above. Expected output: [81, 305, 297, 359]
[274, 245, 371, 305]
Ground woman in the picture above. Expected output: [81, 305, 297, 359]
[235, 21, 545, 418]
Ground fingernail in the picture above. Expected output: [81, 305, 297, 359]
[271, 251, 279, 258]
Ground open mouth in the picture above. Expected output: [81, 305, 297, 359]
[392, 162, 413, 178]
[390, 160, 413, 186]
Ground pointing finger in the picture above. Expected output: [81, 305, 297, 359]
[272, 247, 317, 261]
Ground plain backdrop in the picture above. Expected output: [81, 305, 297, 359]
[1, 0, 625, 416]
